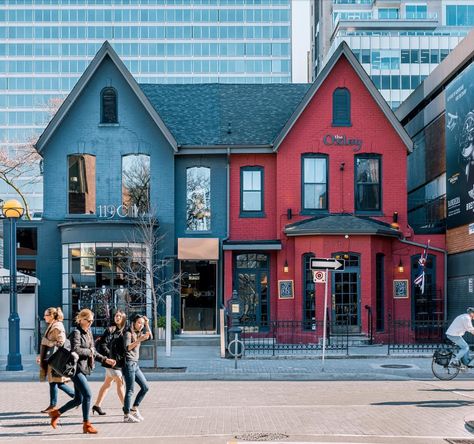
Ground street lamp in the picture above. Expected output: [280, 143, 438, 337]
[2, 199, 24, 371]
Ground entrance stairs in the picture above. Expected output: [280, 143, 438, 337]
[161, 334, 220, 347]
[329, 333, 372, 346]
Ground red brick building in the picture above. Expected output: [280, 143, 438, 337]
[223, 43, 446, 342]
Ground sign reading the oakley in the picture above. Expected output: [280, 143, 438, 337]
[98, 204, 139, 219]
[323, 134, 362, 152]
[446, 61, 474, 229]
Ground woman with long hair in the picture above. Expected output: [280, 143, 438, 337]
[92, 310, 127, 415]
[122, 314, 152, 423]
[36, 307, 75, 413]
[49, 309, 116, 434]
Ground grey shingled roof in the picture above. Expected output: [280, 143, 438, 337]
[139, 83, 311, 146]
[284, 214, 400, 237]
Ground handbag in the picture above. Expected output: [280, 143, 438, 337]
[47, 346, 79, 378]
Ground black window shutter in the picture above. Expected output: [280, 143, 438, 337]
[332, 89, 350, 125]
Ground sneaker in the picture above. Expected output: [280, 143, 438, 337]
[123, 413, 140, 423]
[131, 408, 144, 421]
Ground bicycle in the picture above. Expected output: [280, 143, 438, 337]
[431, 339, 471, 380]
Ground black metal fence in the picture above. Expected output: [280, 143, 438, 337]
[238, 320, 349, 356]
[387, 320, 474, 354]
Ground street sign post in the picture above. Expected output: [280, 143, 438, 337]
[310, 257, 344, 372]
[310, 258, 344, 271]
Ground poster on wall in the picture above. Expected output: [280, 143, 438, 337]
[446, 61, 474, 229]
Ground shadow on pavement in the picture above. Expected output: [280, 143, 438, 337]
[420, 388, 474, 392]
[372, 400, 474, 408]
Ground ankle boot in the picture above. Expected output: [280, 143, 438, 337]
[48, 409, 61, 429]
[83, 421, 98, 434]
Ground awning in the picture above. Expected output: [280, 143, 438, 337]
[223, 240, 282, 251]
[178, 238, 219, 260]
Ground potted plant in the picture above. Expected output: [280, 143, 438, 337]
[156, 315, 180, 340]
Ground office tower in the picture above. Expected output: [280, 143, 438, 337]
[310, 0, 471, 109]
[0, 0, 293, 214]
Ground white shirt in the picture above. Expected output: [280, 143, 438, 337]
[446, 314, 474, 336]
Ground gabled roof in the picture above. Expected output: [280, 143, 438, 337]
[139, 83, 310, 147]
[284, 214, 400, 238]
[35, 41, 178, 153]
[273, 41, 413, 153]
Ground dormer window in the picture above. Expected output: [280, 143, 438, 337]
[101, 87, 117, 124]
[332, 87, 351, 127]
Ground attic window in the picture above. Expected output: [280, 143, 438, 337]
[332, 88, 351, 127]
[101, 87, 118, 124]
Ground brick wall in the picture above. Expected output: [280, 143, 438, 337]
[447, 225, 474, 254]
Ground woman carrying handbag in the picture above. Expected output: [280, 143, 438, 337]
[49, 309, 116, 434]
[36, 307, 75, 413]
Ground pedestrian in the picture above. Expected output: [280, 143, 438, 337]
[92, 310, 127, 415]
[49, 309, 116, 434]
[36, 307, 75, 413]
[122, 314, 152, 423]
[446, 307, 474, 368]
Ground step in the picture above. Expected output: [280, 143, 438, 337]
[158, 335, 221, 347]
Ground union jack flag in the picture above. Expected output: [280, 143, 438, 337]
[414, 241, 430, 294]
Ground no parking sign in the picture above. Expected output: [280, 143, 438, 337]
[313, 270, 326, 283]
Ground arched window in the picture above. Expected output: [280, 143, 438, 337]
[186, 166, 211, 231]
[101, 87, 117, 124]
[332, 87, 351, 126]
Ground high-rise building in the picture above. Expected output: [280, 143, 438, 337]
[310, 0, 471, 109]
[0, 0, 293, 214]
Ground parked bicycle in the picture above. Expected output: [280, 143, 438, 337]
[432, 339, 472, 380]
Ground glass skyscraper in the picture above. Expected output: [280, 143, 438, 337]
[0, 0, 292, 214]
[310, 0, 470, 109]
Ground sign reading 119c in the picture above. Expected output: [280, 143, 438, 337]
[310, 258, 345, 271]
[98, 204, 139, 219]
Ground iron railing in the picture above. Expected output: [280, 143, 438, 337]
[238, 320, 349, 356]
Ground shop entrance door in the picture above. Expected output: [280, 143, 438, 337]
[331, 254, 361, 334]
[180, 261, 217, 332]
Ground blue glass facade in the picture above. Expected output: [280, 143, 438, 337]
[0, 0, 292, 213]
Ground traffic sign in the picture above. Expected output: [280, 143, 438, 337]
[310, 258, 345, 271]
[313, 270, 326, 283]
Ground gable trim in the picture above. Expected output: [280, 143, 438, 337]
[35, 41, 178, 153]
[272, 41, 413, 153]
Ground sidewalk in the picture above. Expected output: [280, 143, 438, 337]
[0, 345, 468, 382]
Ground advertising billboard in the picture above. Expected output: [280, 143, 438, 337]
[446, 61, 474, 229]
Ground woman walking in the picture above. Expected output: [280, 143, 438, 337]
[37, 307, 75, 413]
[49, 309, 116, 434]
[92, 310, 127, 415]
[122, 314, 152, 423]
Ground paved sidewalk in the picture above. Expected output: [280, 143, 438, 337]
[0, 345, 471, 382]
[1, 379, 474, 443]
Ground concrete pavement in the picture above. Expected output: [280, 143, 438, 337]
[0, 345, 470, 382]
[1, 379, 474, 443]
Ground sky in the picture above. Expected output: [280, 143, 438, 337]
[292, 0, 311, 83]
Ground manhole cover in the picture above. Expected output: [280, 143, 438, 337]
[380, 364, 412, 369]
[234, 432, 289, 441]
[141, 367, 187, 373]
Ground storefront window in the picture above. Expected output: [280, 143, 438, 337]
[186, 166, 211, 231]
[63, 242, 149, 333]
[68, 154, 96, 214]
[355, 155, 381, 212]
[122, 154, 150, 214]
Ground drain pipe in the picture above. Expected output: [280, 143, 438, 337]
[398, 238, 448, 321]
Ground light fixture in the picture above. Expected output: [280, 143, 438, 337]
[344, 234, 349, 239]
[391, 211, 400, 229]
[283, 260, 289, 273]
[398, 258, 404, 273]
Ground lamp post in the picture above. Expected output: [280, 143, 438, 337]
[2, 199, 24, 371]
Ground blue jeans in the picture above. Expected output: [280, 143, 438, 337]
[123, 361, 149, 414]
[49, 382, 74, 406]
[447, 334, 471, 365]
[58, 372, 92, 421]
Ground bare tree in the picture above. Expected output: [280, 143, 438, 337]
[0, 97, 64, 219]
[122, 210, 181, 368]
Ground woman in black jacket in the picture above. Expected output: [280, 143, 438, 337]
[49, 309, 116, 434]
[92, 310, 127, 415]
